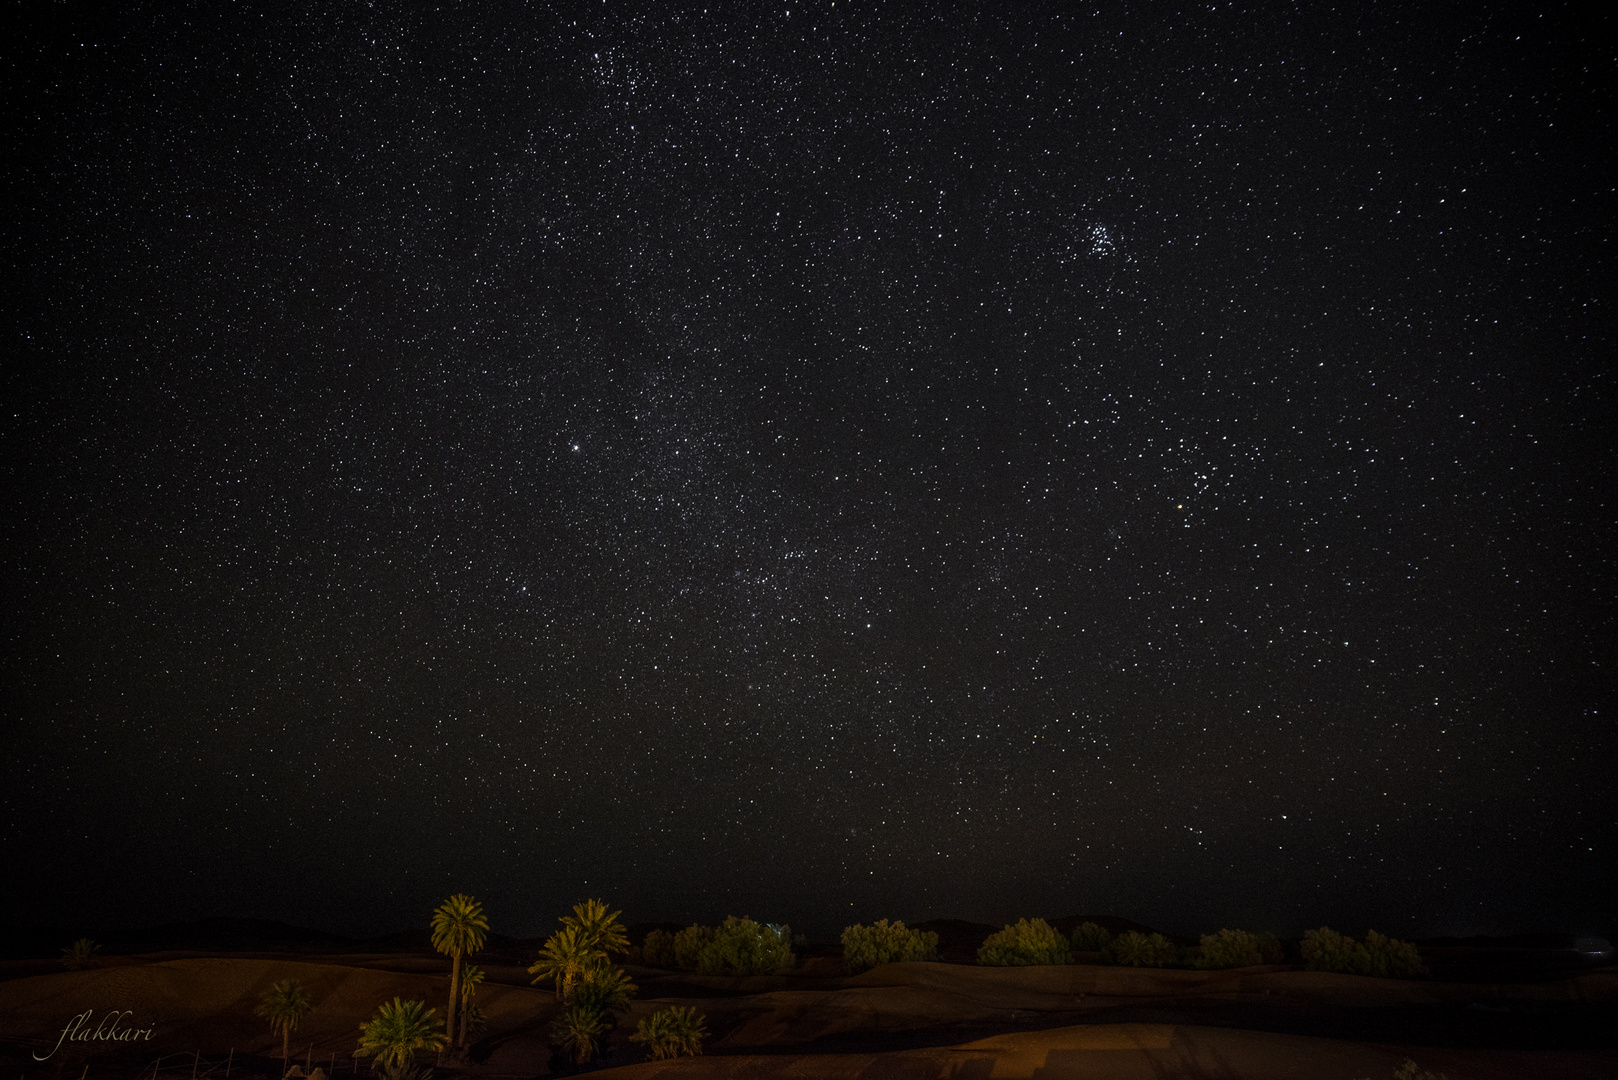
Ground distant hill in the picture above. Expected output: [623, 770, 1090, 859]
[0, 925, 76, 960]
[626, 922, 689, 946]
[908, 920, 1000, 962]
[105, 917, 355, 952]
[0, 918, 552, 961]
[0, 917, 352, 958]
[358, 926, 540, 962]
[1416, 933, 1576, 949]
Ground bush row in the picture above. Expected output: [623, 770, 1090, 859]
[1301, 927, 1425, 978]
[822, 918, 1419, 976]
[635, 916, 1424, 980]
[641, 916, 796, 976]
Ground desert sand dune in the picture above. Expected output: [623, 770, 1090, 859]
[627, 960, 1618, 1052]
[588, 1022, 1618, 1079]
[2, 956, 1614, 1078]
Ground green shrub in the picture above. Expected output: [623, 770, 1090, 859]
[694, 916, 796, 975]
[642, 929, 677, 968]
[1363, 930, 1425, 978]
[1300, 926, 1359, 972]
[1195, 929, 1268, 969]
[672, 924, 716, 970]
[1105, 931, 1178, 968]
[841, 920, 941, 974]
[629, 1006, 708, 1060]
[1069, 922, 1114, 954]
[661, 918, 796, 975]
[1302, 927, 1424, 978]
[977, 918, 1072, 966]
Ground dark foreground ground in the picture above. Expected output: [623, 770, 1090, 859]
[2, 920, 1614, 1079]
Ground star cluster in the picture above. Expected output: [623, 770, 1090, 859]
[2, 2, 1611, 938]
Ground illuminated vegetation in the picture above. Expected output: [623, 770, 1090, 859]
[655, 917, 796, 975]
[429, 893, 488, 1050]
[255, 978, 313, 1067]
[841, 919, 941, 974]
[1106, 931, 1178, 968]
[977, 919, 1072, 966]
[529, 899, 637, 1066]
[1195, 929, 1283, 969]
[354, 998, 446, 1071]
[1069, 922, 1114, 954]
[1302, 927, 1425, 978]
[629, 1006, 709, 1060]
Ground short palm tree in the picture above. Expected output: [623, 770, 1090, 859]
[569, 964, 636, 1015]
[550, 1003, 608, 1065]
[527, 924, 600, 1000]
[60, 938, 100, 970]
[628, 1006, 708, 1060]
[455, 964, 486, 1048]
[354, 998, 446, 1072]
[562, 899, 630, 957]
[429, 894, 488, 1049]
[255, 979, 314, 1067]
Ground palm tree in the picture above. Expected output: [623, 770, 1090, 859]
[60, 938, 100, 970]
[429, 894, 488, 1050]
[569, 964, 636, 1015]
[527, 924, 601, 1000]
[256, 979, 314, 1068]
[455, 964, 486, 1048]
[549, 1004, 607, 1065]
[561, 899, 630, 958]
[354, 998, 446, 1072]
[628, 1006, 708, 1060]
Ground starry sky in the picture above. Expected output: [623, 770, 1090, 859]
[2, 2, 1612, 942]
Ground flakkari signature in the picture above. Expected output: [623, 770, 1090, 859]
[33, 1009, 156, 1061]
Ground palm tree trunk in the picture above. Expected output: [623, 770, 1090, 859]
[281, 1027, 290, 1070]
[446, 950, 462, 1049]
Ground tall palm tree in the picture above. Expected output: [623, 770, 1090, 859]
[562, 899, 630, 958]
[455, 964, 486, 1048]
[429, 894, 488, 1049]
[527, 924, 600, 1000]
[354, 998, 446, 1072]
[256, 979, 314, 1068]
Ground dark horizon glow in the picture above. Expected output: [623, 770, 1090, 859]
[2, 2, 1612, 944]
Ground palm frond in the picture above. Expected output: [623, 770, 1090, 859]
[527, 924, 600, 997]
[429, 894, 489, 956]
[561, 898, 630, 957]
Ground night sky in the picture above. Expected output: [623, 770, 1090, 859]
[3, 2, 1612, 943]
